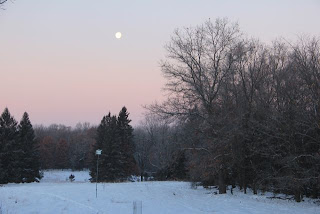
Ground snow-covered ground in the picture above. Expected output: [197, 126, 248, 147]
[0, 170, 319, 214]
[40, 169, 91, 183]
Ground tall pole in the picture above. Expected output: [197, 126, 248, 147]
[96, 154, 100, 198]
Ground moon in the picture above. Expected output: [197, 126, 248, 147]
[115, 32, 122, 39]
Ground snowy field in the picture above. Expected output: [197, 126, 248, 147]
[0, 170, 319, 214]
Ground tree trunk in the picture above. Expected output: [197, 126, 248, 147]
[242, 172, 247, 194]
[294, 189, 301, 202]
[253, 181, 257, 195]
[311, 186, 318, 199]
[140, 173, 143, 182]
[218, 169, 226, 194]
[243, 181, 247, 194]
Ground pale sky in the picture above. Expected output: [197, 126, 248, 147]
[1, 0, 319, 127]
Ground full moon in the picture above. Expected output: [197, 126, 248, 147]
[115, 32, 122, 39]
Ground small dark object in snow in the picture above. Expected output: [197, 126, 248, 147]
[69, 174, 75, 182]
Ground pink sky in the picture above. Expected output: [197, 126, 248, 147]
[1, 0, 319, 126]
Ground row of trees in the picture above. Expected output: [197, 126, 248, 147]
[134, 18, 320, 202]
[35, 123, 96, 170]
[0, 107, 136, 184]
[0, 108, 41, 184]
[0, 106, 136, 184]
[90, 107, 137, 182]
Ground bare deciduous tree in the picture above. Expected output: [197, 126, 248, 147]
[145, 18, 320, 200]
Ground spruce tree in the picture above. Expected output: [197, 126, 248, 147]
[117, 107, 136, 177]
[11, 119, 25, 183]
[104, 115, 124, 181]
[90, 113, 124, 182]
[90, 108, 137, 182]
[90, 113, 109, 181]
[18, 112, 41, 182]
[0, 108, 18, 184]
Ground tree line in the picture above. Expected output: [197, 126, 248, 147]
[33, 107, 137, 179]
[34, 123, 96, 170]
[0, 107, 136, 184]
[136, 18, 320, 202]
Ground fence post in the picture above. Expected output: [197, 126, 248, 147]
[133, 200, 142, 214]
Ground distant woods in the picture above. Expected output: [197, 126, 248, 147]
[35, 123, 96, 170]
[139, 18, 320, 202]
[34, 122, 96, 170]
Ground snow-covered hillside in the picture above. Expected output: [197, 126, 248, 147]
[0, 170, 319, 214]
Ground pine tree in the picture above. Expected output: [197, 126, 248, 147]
[11, 119, 25, 183]
[90, 110, 136, 182]
[90, 113, 124, 182]
[18, 112, 41, 182]
[117, 107, 137, 177]
[0, 108, 18, 184]
[90, 113, 109, 181]
[104, 115, 124, 181]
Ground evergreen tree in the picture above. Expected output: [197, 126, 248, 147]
[18, 112, 41, 182]
[0, 108, 18, 184]
[117, 107, 137, 177]
[104, 115, 124, 181]
[90, 113, 124, 182]
[90, 108, 137, 182]
[11, 119, 25, 183]
[90, 113, 110, 181]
